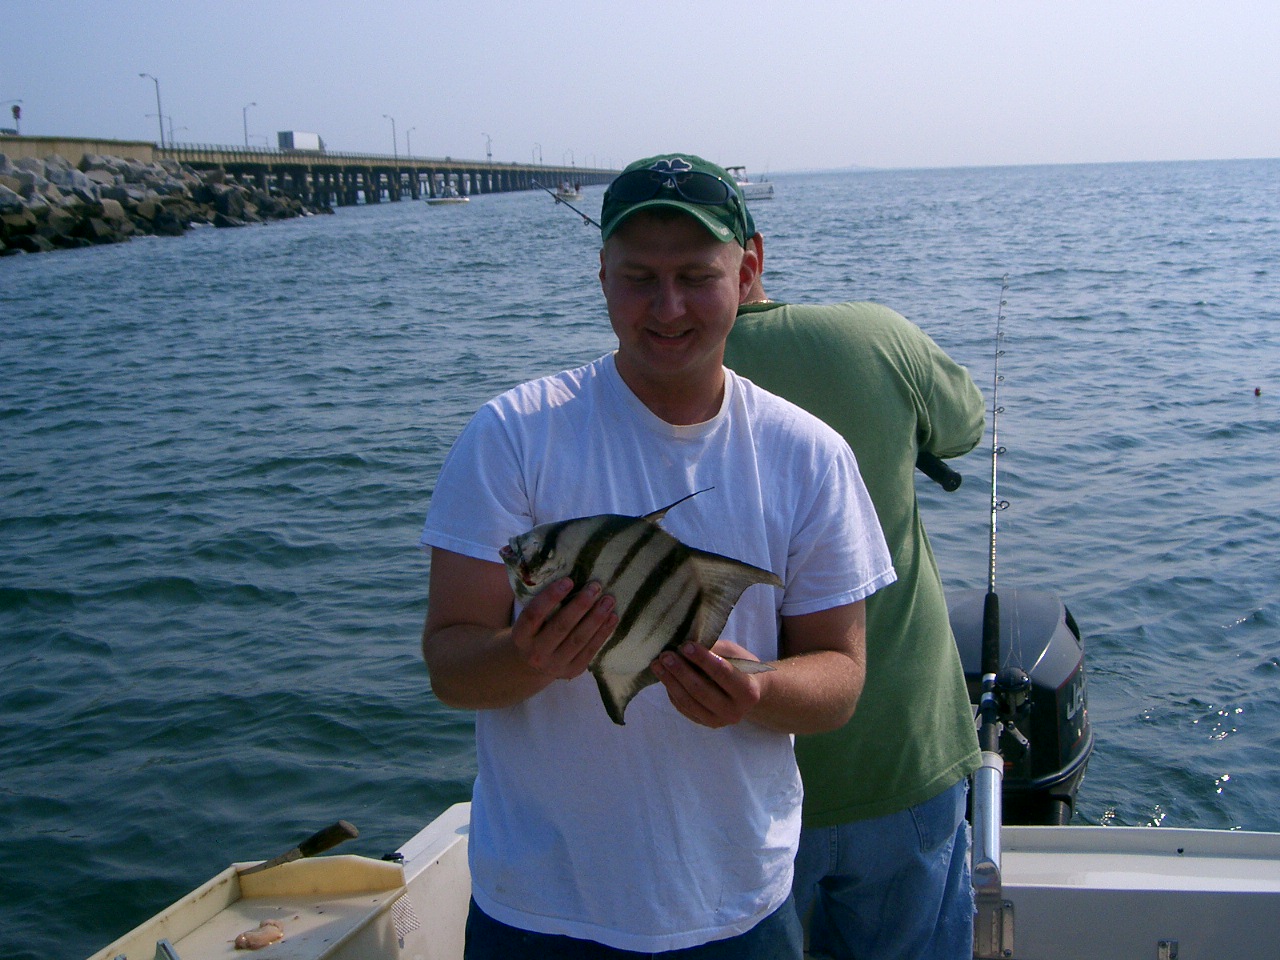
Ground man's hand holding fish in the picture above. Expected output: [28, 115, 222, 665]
[652, 605, 866, 734]
[421, 559, 619, 710]
[509, 578, 617, 682]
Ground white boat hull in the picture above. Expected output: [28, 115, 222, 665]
[998, 824, 1280, 958]
[88, 804, 471, 960]
[725, 165, 773, 201]
[89, 803, 1280, 959]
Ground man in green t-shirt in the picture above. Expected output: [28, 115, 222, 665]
[724, 228, 985, 959]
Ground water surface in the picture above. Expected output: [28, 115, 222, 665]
[2, 158, 1278, 959]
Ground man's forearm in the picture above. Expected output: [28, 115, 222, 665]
[422, 622, 554, 710]
[750, 648, 864, 734]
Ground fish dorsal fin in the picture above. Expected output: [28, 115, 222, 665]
[642, 487, 714, 524]
[684, 547, 783, 648]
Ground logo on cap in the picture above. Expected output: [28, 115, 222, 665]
[649, 157, 694, 177]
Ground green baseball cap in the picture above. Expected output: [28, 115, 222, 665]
[600, 153, 750, 246]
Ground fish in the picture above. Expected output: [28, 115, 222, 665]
[499, 489, 782, 725]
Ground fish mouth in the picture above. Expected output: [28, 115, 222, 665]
[498, 546, 538, 587]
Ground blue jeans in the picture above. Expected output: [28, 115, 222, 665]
[792, 779, 973, 960]
[463, 895, 803, 959]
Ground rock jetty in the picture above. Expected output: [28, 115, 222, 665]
[0, 153, 333, 256]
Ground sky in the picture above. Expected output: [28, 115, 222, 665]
[3, 0, 1277, 173]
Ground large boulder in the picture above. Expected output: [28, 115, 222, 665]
[98, 197, 127, 222]
[23, 191, 50, 216]
[152, 210, 187, 236]
[84, 168, 119, 187]
[0, 182, 23, 213]
[212, 184, 247, 218]
[37, 205, 81, 240]
[154, 177, 189, 197]
[9, 232, 58, 253]
[119, 159, 154, 185]
[11, 169, 45, 199]
[134, 197, 162, 221]
[151, 197, 191, 236]
[43, 157, 97, 194]
[1, 207, 37, 235]
[99, 183, 150, 204]
[71, 184, 100, 204]
[77, 216, 125, 244]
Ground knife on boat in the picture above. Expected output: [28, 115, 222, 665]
[237, 820, 359, 876]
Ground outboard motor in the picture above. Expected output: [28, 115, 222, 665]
[949, 586, 1093, 825]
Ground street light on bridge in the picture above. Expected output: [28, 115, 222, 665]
[383, 113, 398, 163]
[139, 73, 165, 147]
[406, 126, 416, 158]
[242, 102, 257, 148]
[533, 142, 542, 165]
[483, 133, 492, 164]
[2, 99, 21, 134]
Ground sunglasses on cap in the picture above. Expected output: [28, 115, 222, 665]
[605, 165, 748, 243]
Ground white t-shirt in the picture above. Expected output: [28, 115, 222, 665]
[421, 353, 894, 952]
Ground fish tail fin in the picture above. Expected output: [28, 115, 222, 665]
[686, 549, 783, 649]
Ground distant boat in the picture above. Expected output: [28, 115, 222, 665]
[554, 180, 583, 202]
[427, 174, 469, 206]
[726, 165, 773, 201]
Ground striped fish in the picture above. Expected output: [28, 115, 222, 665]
[499, 490, 781, 725]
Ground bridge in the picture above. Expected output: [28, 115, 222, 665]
[160, 143, 614, 205]
[0, 135, 615, 205]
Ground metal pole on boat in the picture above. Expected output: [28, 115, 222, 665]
[973, 276, 1014, 959]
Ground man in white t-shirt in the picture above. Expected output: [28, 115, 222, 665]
[420, 153, 895, 959]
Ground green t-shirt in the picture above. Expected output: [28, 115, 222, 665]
[726, 301, 985, 826]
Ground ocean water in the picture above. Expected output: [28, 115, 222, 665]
[3, 158, 1278, 958]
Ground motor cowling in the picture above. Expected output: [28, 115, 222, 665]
[948, 587, 1093, 825]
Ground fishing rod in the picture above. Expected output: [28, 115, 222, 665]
[531, 178, 600, 228]
[972, 275, 1018, 960]
[915, 450, 962, 491]
[983, 277, 1010, 675]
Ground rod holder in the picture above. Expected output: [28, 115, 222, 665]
[972, 751, 1013, 958]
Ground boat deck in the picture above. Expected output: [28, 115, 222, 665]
[1001, 826, 1280, 958]
[89, 811, 1280, 959]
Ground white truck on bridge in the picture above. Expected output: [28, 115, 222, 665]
[277, 131, 324, 152]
